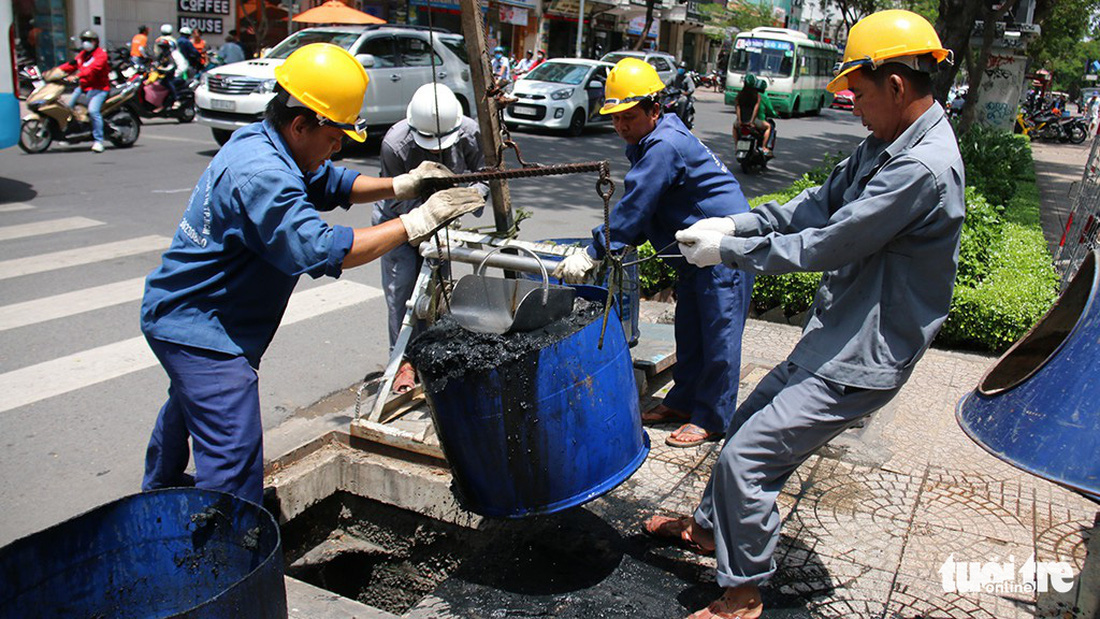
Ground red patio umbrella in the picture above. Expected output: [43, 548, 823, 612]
[292, 0, 385, 24]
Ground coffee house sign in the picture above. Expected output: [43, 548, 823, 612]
[178, 0, 232, 34]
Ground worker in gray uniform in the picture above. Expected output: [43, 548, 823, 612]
[652, 10, 965, 618]
[375, 83, 487, 393]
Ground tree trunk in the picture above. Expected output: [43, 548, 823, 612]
[632, 0, 657, 51]
[931, 0, 984, 104]
[958, 1, 1014, 134]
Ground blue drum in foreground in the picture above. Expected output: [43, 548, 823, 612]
[957, 250, 1100, 501]
[423, 286, 649, 518]
[0, 488, 286, 619]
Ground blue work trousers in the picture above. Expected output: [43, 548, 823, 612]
[663, 264, 753, 434]
[69, 87, 108, 143]
[142, 337, 264, 505]
[694, 361, 899, 587]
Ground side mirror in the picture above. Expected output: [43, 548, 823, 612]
[356, 54, 376, 68]
[588, 80, 604, 90]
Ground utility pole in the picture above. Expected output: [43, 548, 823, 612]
[575, 0, 586, 57]
[457, 0, 515, 235]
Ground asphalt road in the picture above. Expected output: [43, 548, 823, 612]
[0, 88, 868, 544]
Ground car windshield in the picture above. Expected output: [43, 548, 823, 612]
[730, 38, 794, 78]
[525, 62, 589, 85]
[266, 31, 362, 59]
[601, 53, 640, 66]
[440, 37, 468, 64]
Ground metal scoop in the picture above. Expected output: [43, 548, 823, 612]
[449, 246, 576, 335]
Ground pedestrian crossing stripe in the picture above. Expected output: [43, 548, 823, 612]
[0, 217, 105, 242]
[0, 235, 171, 281]
[0, 203, 35, 213]
[0, 277, 147, 332]
[0, 280, 384, 414]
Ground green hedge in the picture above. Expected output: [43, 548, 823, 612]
[938, 223, 1059, 351]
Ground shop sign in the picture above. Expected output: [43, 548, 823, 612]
[177, 0, 231, 14]
[626, 16, 658, 37]
[179, 16, 224, 34]
[500, 6, 528, 26]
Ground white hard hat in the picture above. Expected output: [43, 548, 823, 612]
[406, 84, 463, 151]
[161, 24, 173, 35]
[179, 26, 192, 35]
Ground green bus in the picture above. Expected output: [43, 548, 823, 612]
[724, 27, 840, 117]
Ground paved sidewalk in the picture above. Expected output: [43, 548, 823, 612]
[1032, 140, 1093, 258]
[611, 315, 1099, 618]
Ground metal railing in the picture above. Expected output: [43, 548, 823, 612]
[1054, 131, 1100, 287]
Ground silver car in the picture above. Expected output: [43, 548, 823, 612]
[195, 25, 475, 145]
[503, 59, 615, 137]
[599, 50, 677, 86]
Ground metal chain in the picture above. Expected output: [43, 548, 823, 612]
[596, 162, 619, 350]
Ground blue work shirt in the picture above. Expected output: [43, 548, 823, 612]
[718, 103, 966, 389]
[589, 113, 750, 261]
[141, 121, 358, 367]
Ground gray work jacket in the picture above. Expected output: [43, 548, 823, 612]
[719, 103, 966, 389]
[373, 116, 487, 224]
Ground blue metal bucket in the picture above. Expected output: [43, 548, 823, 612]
[957, 250, 1100, 501]
[424, 286, 649, 518]
[0, 488, 287, 618]
[538, 237, 641, 347]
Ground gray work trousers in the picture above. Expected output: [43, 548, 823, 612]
[694, 360, 900, 588]
[378, 240, 420, 351]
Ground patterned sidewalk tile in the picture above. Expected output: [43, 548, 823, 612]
[771, 550, 894, 618]
[616, 456, 696, 507]
[913, 472, 1035, 546]
[898, 521, 1035, 585]
[888, 573, 1035, 619]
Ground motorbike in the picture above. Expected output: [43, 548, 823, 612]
[17, 59, 43, 100]
[18, 66, 142, 153]
[735, 121, 775, 174]
[129, 68, 196, 123]
[1053, 116, 1089, 144]
[662, 87, 695, 130]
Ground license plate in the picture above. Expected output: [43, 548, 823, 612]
[511, 104, 537, 116]
[210, 98, 236, 112]
[737, 140, 752, 150]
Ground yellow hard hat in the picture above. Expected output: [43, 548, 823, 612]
[600, 58, 666, 115]
[274, 43, 371, 142]
[827, 9, 951, 94]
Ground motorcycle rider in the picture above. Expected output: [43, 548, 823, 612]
[669, 61, 696, 125]
[177, 26, 204, 75]
[734, 74, 774, 155]
[130, 25, 149, 69]
[59, 29, 111, 153]
[151, 38, 183, 112]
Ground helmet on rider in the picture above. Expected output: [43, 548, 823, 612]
[406, 83, 463, 151]
[160, 24, 173, 35]
[600, 58, 666, 115]
[273, 43, 371, 142]
[827, 9, 951, 93]
[179, 26, 192, 36]
[79, 29, 99, 51]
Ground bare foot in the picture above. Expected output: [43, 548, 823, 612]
[687, 585, 763, 619]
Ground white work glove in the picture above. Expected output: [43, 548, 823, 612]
[675, 229, 725, 267]
[685, 216, 736, 236]
[399, 187, 484, 245]
[392, 161, 454, 200]
[552, 252, 600, 284]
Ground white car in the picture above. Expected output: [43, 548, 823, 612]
[196, 25, 475, 145]
[503, 59, 615, 137]
[599, 50, 677, 86]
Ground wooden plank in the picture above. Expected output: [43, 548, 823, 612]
[349, 419, 446, 461]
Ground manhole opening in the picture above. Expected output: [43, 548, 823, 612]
[281, 491, 475, 615]
[280, 490, 626, 615]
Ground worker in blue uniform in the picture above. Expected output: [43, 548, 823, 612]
[552, 58, 754, 448]
[139, 43, 485, 506]
[653, 11, 965, 618]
